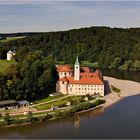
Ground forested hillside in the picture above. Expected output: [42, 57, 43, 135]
[2, 26, 140, 70]
[0, 26, 140, 101]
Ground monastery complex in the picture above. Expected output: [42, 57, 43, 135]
[56, 57, 104, 96]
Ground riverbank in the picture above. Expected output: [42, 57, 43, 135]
[0, 99, 105, 128]
[103, 76, 140, 108]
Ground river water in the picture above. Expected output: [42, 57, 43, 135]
[0, 69, 140, 139]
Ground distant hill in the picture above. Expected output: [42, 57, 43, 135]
[0, 32, 39, 38]
[2, 26, 140, 70]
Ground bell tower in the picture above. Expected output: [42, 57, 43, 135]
[74, 56, 80, 80]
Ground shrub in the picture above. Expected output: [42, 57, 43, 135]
[53, 110, 62, 118]
[92, 99, 106, 107]
[4, 113, 11, 124]
[111, 85, 121, 93]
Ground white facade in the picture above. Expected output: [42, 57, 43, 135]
[7, 50, 13, 61]
[56, 83, 104, 96]
[67, 84, 104, 96]
[74, 56, 80, 81]
[7, 50, 16, 61]
[59, 72, 73, 79]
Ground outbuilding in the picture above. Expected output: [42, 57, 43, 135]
[17, 100, 30, 107]
[0, 100, 18, 110]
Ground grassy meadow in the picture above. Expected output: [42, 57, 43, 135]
[0, 36, 26, 43]
[0, 60, 16, 73]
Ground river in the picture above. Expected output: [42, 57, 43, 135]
[0, 69, 140, 139]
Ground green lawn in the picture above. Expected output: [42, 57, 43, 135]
[34, 95, 83, 110]
[81, 61, 99, 67]
[0, 60, 16, 73]
[33, 94, 65, 104]
[0, 36, 26, 43]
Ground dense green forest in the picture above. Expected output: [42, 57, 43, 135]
[0, 52, 58, 101]
[0, 26, 140, 101]
[1, 26, 140, 70]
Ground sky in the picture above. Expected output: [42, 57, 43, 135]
[0, 0, 140, 33]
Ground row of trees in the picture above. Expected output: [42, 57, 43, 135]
[0, 50, 58, 101]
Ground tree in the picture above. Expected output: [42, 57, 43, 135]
[133, 61, 140, 70]
[110, 57, 124, 69]
[4, 113, 11, 124]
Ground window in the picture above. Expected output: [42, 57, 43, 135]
[70, 88, 72, 92]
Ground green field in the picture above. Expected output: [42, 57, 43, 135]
[81, 61, 99, 67]
[0, 36, 26, 43]
[34, 95, 84, 110]
[0, 60, 16, 72]
[33, 94, 65, 104]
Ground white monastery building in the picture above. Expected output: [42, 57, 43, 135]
[56, 57, 104, 96]
[7, 50, 16, 61]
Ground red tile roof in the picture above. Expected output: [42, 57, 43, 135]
[81, 67, 91, 73]
[57, 65, 73, 72]
[67, 76, 104, 85]
[95, 69, 103, 80]
[56, 64, 104, 85]
[58, 77, 69, 82]
[80, 72, 97, 77]
[58, 75, 104, 85]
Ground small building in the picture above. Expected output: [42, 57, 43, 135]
[17, 100, 30, 107]
[0, 36, 6, 40]
[0, 100, 18, 110]
[7, 50, 16, 61]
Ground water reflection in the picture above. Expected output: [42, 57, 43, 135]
[74, 115, 80, 129]
[73, 107, 105, 129]
[101, 68, 140, 83]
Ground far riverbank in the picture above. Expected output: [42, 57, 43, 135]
[103, 76, 140, 108]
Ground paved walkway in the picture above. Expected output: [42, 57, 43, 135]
[1, 95, 75, 116]
[8, 98, 97, 116]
